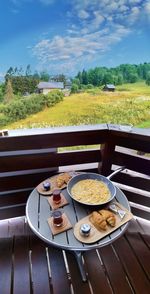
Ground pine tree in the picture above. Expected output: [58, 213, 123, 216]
[4, 79, 14, 103]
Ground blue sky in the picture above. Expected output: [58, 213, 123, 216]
[0, 0, 150, 79]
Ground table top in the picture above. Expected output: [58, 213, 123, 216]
[26, 177, 130, 251]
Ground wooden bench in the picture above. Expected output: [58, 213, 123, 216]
[0, 124, 150, 293]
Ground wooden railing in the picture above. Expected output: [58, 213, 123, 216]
[0, 124, 150, 220]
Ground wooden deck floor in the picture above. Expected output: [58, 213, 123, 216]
[0, 217, 149, 294]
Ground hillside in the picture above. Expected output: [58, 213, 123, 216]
[4, 82, 150, 129]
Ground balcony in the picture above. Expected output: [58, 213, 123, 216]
[0, 124, 150, 293]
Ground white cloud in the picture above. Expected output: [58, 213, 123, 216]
[78, 9, 89, 19]
[144, 1, 150, 14]
[31, 0, 146, 74]
[93, 12, 105, 29]
[32, 23, 130, 74]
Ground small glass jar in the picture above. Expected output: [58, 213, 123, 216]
[80, 224, 91, 237]
[43, 181, 51, 191]
[52, 189, 61, 204]
[52, 210, 63, 227]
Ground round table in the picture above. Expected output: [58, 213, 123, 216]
[26, 180, 130, 281]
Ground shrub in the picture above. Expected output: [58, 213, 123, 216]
[23, 94, 45, 114]
[2, 90, 64, 124]
[44, 90, 64, 107]
[0, 104, 6, 113]
[0, 113, 9, 127]
[3, 99, 27, 120]
[85, 84, 93, 89]
[71, 84, 79, 93]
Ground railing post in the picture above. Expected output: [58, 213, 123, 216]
[98, 138, 115, 176]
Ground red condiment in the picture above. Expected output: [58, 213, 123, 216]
[53, 189, 61, 204]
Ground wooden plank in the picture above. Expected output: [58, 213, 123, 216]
[65, 251, 92, 294]
[113, 151, 150, 175]
[0, 219, 9, 237]
[0, 128, 108, 151]
[30, 234, 52, 294]
[13, 235, 31, 293]
[110, 131, 150, 153]
[0, 151, 57, 172]
[131, 206, 150, 221]
[126, 218, 146, 234]
[0, 189, 31, 207]
[120, 189, 150, 207]
[0, 216, 13, 294]
[136, 219, 150, 247]
[136, 218, 150, 235]
[0, 169, 56, 191]
[126, 219, 150, 249]
[48, 247, 71, 294]
[84, 249, 113, 294]
[113, 236, 150, 294]
[99, 245, 133, 294]
[0, 237, 13, 294]
[0, 205, 26, 220]
[113, 172, 150, 192]
[99, 140, 115, 176]
[0, 149, 101, 172]
[125, 231, 150, 279]
[8, 217, 26, 237]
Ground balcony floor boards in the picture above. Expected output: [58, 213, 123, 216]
[0, 217, 149, 294]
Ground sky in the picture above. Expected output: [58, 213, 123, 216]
[0, 0, 150, 79]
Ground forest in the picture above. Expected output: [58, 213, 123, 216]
[0, 62, 150, 101]
[73, 62, 150, 88]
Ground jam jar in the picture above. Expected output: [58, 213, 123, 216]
[52, 189, 61, 204]
[80, 224, 91, 237]
[43, 181, 51, 191]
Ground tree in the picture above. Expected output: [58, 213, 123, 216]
[117, 74, 124, 85]
[127, 73, 138, 83]
[103, 73, 114, 85]
[26, 64, 32, 76]
[71, 84, 79, 93]
[5, 66, 14, 82]
[40, 71, 50, 81]
[4, 79, 14, 103]
[10, 76, 40, 95]
[76, 71, 83, 84]
[146, 72, 150, 86]
[33, 71, 40, 79]
[0, 83, 5, 102]
[71, 78, 80, 87]
[82, 69, 88, 85]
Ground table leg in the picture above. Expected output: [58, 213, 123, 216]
[73, 251, 87, 282]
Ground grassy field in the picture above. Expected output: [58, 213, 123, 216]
[4, 81, 150, 129]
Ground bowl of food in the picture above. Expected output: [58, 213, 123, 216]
[67, 168, 125, 206]
[67, 173, 116, 206]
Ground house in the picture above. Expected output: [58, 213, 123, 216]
[65, 79, 72, 90]
[37, 81, 64, 94]
[103, 84, 115, 92]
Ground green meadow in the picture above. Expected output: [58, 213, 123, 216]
[4, 82, 150, 130]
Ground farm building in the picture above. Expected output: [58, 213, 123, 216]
[37, 81, 64, 94]
[103, 84, 115, 92]
[65, 79, 72, 90]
